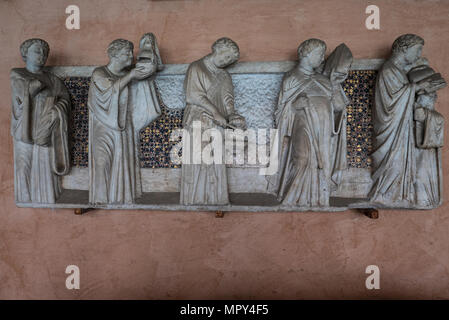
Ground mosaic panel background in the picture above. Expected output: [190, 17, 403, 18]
[343, 70, 376, 168]
[139, 95, 184, 169]
[63, 77, 89, 167]
[63, 70, 377, 169]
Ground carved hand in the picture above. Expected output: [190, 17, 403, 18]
[414, 107, 427, 122]
[213, 111, 227, 127]
[131, 63, 156, 80]
[227, 113, 247, 129]
[292, 94, 309, 110]
[330, 71, 348, 84]
[29, 79, 46, 97]
[416, 78, 445, 93]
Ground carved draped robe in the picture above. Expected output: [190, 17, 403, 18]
[10, 68, 70, 203]
[180, 58, 233, 205]
[267, 68, 347, 207]
[370, 60, 419, 205]
[88, 66, 161, 204]
[414, 103, 443, 207]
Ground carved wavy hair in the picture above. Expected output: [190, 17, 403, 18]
[20, 38, 50, 62]
[107, 39, 134, 59]
[392, 34, 424, 54]
[297, 38, 327, 60]
[211, 37, 240, 59]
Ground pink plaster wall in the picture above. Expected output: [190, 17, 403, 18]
[1, 0, 449, 299]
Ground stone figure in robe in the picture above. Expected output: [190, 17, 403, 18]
[267, 39, 352, 207]
[369, 34, 446, 207]
[414, 92, 444, 207]
[10, 38, 71, 203]
[180, 37, 246, 205]
[88, 39, 161, 204]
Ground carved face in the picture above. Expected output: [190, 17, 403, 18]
[417, 92, 436, 108]
[304, 46, 325, 69]
[213, 47, 238, 68]
[140, 35, 154, 50]
[26, 43, 48, 67]
[114, 47, 134, 68]
[404, 44, 423, 64]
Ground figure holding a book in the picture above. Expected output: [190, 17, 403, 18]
[370, 34, 446, 207]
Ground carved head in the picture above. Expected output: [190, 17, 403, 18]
[392, 34, 424, 65]
[107, 39, 134, 68]
[297, 39, 327, 69]
[138, 33, 163, 69]
[20, 38, 49, 67]
[138, 33, 156, 61]
[211, 37, 240, 68]
[139, 33, 156, 50]
[417, 92, 437, 108]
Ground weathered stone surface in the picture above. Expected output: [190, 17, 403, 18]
[87, 38, 162, 205]
[13, 49, 444, 210]
[11, 38, 71, 204]
[180, 37, 245, 205]
[267, 40, 353, 208]
[155, 73, 282, 129]
[370, 34, 446, 208]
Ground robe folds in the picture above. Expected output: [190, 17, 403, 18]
[10, 68, 70, 203]
[370, 60, 419, 205]
[180, 58, 234, 205]
[414, 107, 444, 207]
[267, 68, 348, 207]
[88, 66, 161, 204]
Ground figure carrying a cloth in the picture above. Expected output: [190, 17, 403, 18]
[11, 39, 70, 203]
